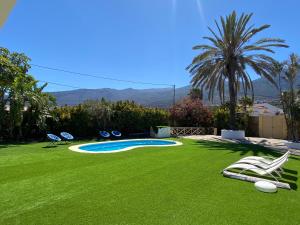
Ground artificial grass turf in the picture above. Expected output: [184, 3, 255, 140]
[0, 139, 300, 225]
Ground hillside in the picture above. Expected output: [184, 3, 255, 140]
[50, 74, 300, 108]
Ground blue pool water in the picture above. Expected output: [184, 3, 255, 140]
[78, 139, 179, 153]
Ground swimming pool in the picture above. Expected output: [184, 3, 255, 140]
[69, 139, 182, 153]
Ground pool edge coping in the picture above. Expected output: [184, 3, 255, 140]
[68, 138, 183, 154]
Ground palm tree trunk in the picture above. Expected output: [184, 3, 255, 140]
[228, 74, 237, 130]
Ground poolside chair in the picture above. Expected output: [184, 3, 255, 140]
[238, 151, 290, 165]
[60, 132, 74, 142]
[111, 130, 122, 138]
[223, 156, 288, 182]
[99, 131, 110, 139]
[236, 151, 290, 171]
[47, 134, 61, 145]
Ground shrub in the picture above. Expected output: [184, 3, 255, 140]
[46, 100, 170, 138]
[111, 101, 169, 133]
[213, 107, 230, 131]
[169, 97, 213, 127]
[213, 104, 250, 133]
[46, 104, 92, 138]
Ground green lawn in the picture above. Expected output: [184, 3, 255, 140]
[1, 138, 300, 225]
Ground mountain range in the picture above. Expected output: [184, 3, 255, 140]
[50, 75, 300, 108]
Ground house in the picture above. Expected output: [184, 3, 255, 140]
[250, 103, 283, 117]
[4, 103, 29, 112]
[247, 103, 287, 139]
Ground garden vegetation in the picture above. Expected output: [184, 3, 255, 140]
[47, 99, 170, 138]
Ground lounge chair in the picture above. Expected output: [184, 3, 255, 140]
[99, 131, 110, 138]
[223, 157, 288, 182]
[238, 151, 290, 165]
[47, 134, 61, 145]
[60, 132, 74, 142]
[236, 151, 290, 171]
[111, 130, 122, 138]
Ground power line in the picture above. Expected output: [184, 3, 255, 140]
[34, 64, 177, 107]
[38, 79, 277, 99]
[38, 80, 83, 90]
[31, 63, 174, 87]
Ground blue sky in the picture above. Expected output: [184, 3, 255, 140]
[1, 0, 300, 91]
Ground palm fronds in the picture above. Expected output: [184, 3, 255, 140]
[187, 11, 288, 129]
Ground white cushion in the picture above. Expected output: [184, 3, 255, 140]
[255, 181, 277, 193]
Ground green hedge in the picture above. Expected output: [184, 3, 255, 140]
[46, 99, 170, 138]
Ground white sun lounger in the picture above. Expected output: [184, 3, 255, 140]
[236, 151, 290, 170]
[239, 151, 290, 165]
[224, 157, 288, 182]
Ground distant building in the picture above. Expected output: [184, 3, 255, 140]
[250, 103, 283, 117]
[4, 103, 29, 112]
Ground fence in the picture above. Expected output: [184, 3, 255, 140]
[258, 115, 288, 139]
[171, 127, 213, 136]
[171, 117, 289, 139]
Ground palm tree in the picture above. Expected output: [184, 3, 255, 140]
[9, 74, 55, 138]
[188, 88, 203, 100]
[239, 96, 253, 113]
[187, 11, 288, 129]
[26, 81, 56, 131]
[279, 53, 300, 141]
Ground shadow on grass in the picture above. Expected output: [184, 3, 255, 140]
[193, 140, 281, 157]
[283, 168, 298, 175]
[290, 183, 298, 190]
[0, 144, 16, 149]
[227, 169, 298, 190]
[42, 145, 58, 149]
[57, 142, 70, 145]
[281, 173, 298, 182]
[0, 142, 34, 149]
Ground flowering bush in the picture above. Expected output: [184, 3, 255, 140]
[169, 97, 213, 127]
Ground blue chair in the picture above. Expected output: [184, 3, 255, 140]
[99, 131, 110, 139]
[47, 134, 61, 145]
[60, 132, 74, 142]
[111, 130, 122, 138]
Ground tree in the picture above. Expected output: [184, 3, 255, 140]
[24, 82, 56, 136]
[47, 100, 169, 137]
[239, 96, 253, 113]
[187, 11, 288, 130]
[0, 47, 19, 134]
[0, 47, 55, 139]
[188, 88, 203, 100]
[84, 98, 113, 130]
[279, 53, 300, 141]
